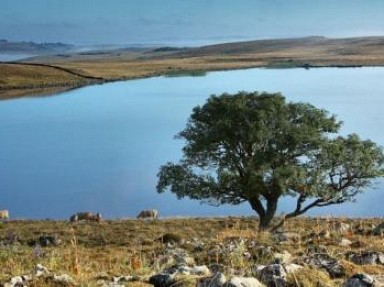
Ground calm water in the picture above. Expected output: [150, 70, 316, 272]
[1, 67, 384, 219]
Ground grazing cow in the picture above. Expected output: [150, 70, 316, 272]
[137, 209, 158, 219]
[0, 210, 9, 220]
[70, 212, 101, 223]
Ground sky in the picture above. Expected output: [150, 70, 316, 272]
[1, 0, 384, 46]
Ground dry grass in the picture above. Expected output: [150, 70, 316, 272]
[0, 217, 383, 286]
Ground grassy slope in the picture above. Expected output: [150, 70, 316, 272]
[3, 36, 384, 99]
[0, 217, 383, 286]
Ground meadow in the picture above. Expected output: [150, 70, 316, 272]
[0, 217, 383, 286]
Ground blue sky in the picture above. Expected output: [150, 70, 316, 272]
[1, 0, 384, 45]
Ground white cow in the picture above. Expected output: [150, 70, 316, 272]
[137, 209, 158, 219]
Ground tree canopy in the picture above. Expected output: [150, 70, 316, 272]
[157, 92, 384, 230]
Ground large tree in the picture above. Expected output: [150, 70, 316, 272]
[157, 92, 384, 230]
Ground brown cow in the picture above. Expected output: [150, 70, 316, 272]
[70, 212, 101, 223]
[137, 209, 158, 219]
[0, 210, 9, 220]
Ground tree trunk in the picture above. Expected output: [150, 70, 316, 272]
[249, 197, 278, 231]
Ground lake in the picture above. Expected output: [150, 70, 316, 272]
[1, 67, 384, 219]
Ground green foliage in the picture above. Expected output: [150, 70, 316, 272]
[157, 92, 384, 229]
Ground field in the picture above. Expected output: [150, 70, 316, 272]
[3, 36, 384, 99]
[0, 217, 383, 286]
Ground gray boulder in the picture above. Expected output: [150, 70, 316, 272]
[342, 273, 374, 287]
[149, 273, 177, 287]
[258, 264, 286, 287]
[224, 276, 264, 287]
[197, 273, 227, 287]
[298, 253, 345, 278]
[373, 223, 384, 236]
[348, 251, 384, 265]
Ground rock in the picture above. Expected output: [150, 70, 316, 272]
[273, 232, 300, 243]
[224, 276, 264, 287]
[306, 244, 328, 254]
[209, 263, 226, 274]
[334, 222, 350, 233]
[298, 253, 345, 278]
[163, 264, 210, 276]
[273, 251, 292, 264]
[252, 265, 265, 277]
[39, 235, 61, 247]
[373, 222, 384, 236]
[259, 264, 287, 287]
[373, 275, 384, 287]
[284, 263, 303, 274]
[112, 275, 135, 283]
[34, 264, 50, 277]
[342, 273, 374, 287]
[149, 273, 177, 287]
[52, 274, 76, 286]
[340, 238, 353, 246]
[190, 265, 211, 276]
[197, 273, 227, 287]
[348, 251, 384, 265]
[158, 233, 182, 245]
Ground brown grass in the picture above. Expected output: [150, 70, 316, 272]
[0, 217, 383, 286]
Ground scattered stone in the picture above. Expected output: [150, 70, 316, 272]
[197, 273, 227, 287]
[334, 222, 350, 233]
[258, 264, 287, 287]
[3, 264, 75, 287]
[273, 251, 292, 264]
[340, 238, 353, 246]
[34, 264, 50, 277]
[39, 235, 61, 247]
[224, 276, 264, 287]
[373, 275, 384, 287]
[163, 264, 210, 276]
[348, 251, 384, 265]
[273, 232, 300, 243]
[342, 273, 374, 287]
[52, 274, 75, 286]
[297, 253, 345, 278]
[112, 275, 135, 283]
[373, 222, 384, 236]
[158, 233, 182, 245]
[306, 244, 328, 254]
[209, 263, 226, 274]
[284, 263, 303, 274]
[149, 273, 177, 287]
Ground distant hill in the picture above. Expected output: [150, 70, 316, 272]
[169, 36, 384, 58]
[0, 40, 74, 54]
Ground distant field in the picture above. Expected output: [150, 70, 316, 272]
[3, 36, 384, 99]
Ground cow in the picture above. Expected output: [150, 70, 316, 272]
[0, 210, 9, 220]
[137, 209, 158, 219]
[69, 212, 101, 223]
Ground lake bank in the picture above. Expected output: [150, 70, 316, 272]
[4, 35, 384, 99]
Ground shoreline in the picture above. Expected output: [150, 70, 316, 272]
[0, 61, 381, 100]
[4, 35, 384, 99]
